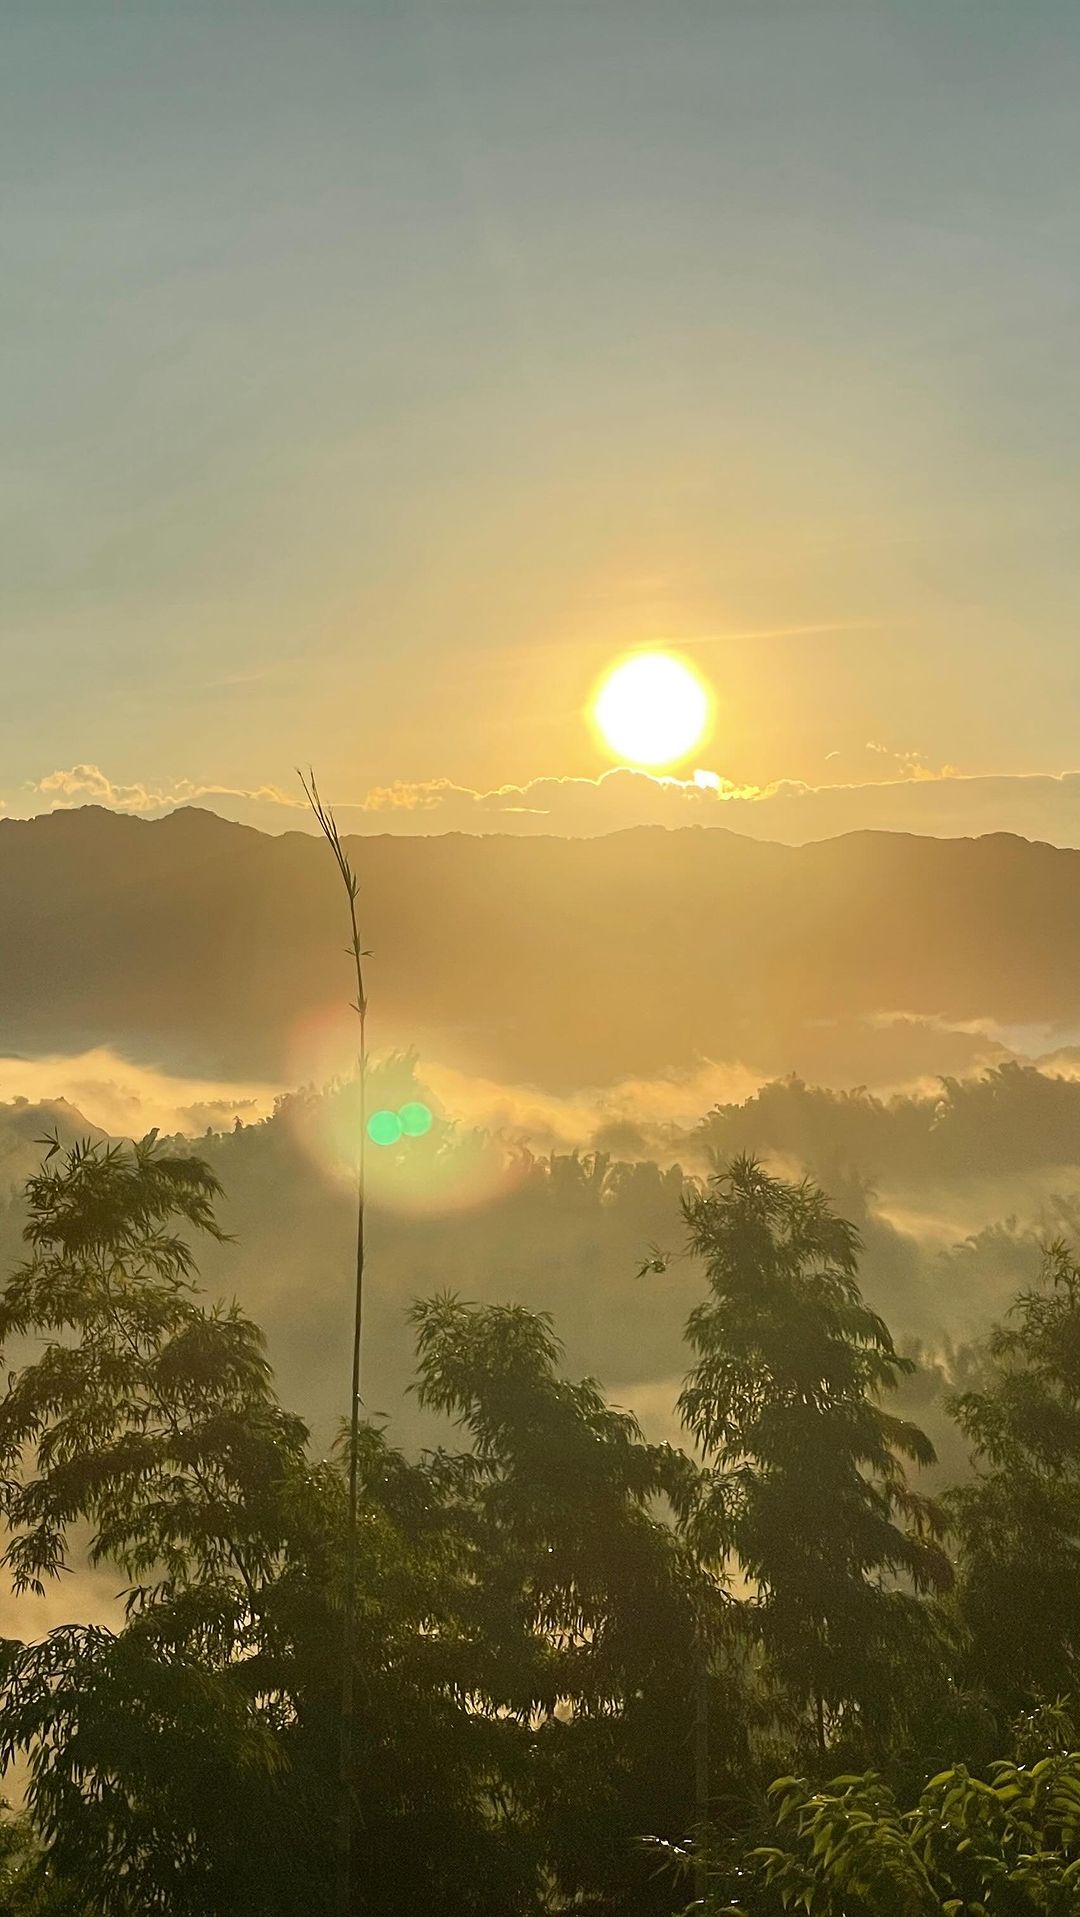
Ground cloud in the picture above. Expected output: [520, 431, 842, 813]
[22, 759, 1080, 848]
[0, 1049, 279, 1138]
[421, 1055, 766, 1152]
[336, 764, 1080, 845]
[35, 764, 303, 814]
[864, 742, 953, 780]
[350, 767, 763, 831]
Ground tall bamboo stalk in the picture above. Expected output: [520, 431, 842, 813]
[693, 1628, 710, 1906]
[300, 770, 367, 1917]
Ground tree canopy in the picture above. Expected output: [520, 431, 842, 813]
[0, 1135, 1076, 1913]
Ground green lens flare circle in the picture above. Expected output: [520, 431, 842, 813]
[367, 1109, 403, 1147]
[399, 1101, 434, 1138]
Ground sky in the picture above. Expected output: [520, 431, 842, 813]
[6, 1, 1080, 841]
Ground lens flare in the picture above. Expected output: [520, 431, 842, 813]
[367, 1109, 403, 1146]
[288, 1079, 527, 1217]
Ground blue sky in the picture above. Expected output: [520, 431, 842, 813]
[6, 1, 1080, 836]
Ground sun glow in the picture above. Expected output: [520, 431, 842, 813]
[591, 651, 712, 767]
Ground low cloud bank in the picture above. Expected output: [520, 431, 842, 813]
[0, 1011, 1018, 1157]
[0, 1050, 279, 1141]
[338, 765, 1080, 844]
[3, 1057, 1077, 1447]
[16, 762, 1080, 846]
[6, 1056, 1080, 1577]
[33, 764, 303, 817]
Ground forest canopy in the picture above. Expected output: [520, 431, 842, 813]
[0, 1132, 1076, 1912]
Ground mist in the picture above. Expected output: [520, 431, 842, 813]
[3, 1053, 1075, 1466]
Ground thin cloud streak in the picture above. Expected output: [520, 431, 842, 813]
[679, 618, 886, 650]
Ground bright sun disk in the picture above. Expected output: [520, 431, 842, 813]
[591, 651, 712, 767]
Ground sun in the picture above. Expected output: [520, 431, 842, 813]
[591, 651, 712, 768]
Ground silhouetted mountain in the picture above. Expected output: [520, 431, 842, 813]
[3, 805, 1080, 1085]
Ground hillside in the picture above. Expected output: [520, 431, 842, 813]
[2, 806, 1079, 1086]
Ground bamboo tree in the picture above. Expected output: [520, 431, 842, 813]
[300, 770, 369, 1917]
[677, 1155, 951, 1755]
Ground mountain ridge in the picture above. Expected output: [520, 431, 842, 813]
[2, 804, 1079, 1088]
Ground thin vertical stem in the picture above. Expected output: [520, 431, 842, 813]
[300, 769, 368, 1917]
[693, 1630, 710, 1907]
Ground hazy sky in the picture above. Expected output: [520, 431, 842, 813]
[6, 1, 1080, 837]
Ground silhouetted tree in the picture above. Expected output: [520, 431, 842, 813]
[0, 1139, 543, 1915]
[677, 1157, 951, 1760]
[10, 1131, 1072, 1914]
[411, 1294, 723, 1914]
[950, 1239, 1080, 1717]
[0, 1133, 322, 1913]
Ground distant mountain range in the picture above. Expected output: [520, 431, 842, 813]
[3, 805, 1080, 1088]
